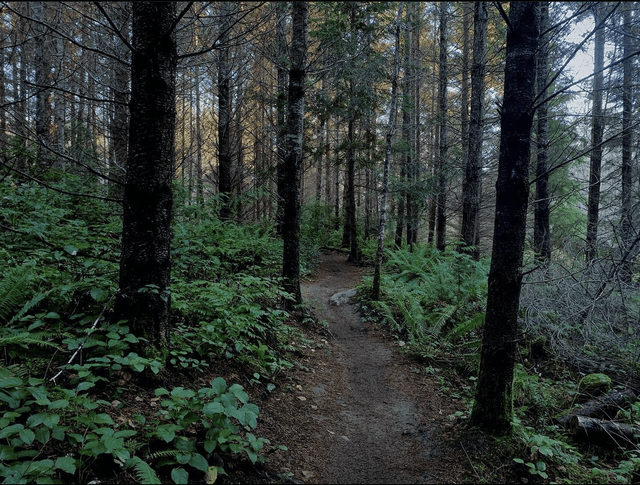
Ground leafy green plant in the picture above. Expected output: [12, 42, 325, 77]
[512, 419, 580, 482]
[147, 377, 273, 483]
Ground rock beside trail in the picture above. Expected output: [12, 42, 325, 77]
[329, 289, 357, 306]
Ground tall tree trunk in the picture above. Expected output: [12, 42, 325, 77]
[341, 8, 360, 263]
[373, 2, 403, 301]
[460, 2, 471, 177]
[334, 122, 340, 230]
[115, 2, 177, 347]
[33, 1, 52, 168]
[218, 2, 233, 220]
[408, 2, 421, 247]
[15, 2, 28, 172]
[108, 4, 130, 200]
[395, 161, 405, 249]
[345, 111, 360, 262]
[401, 4, 413, 249]
[275, 1, 288, 234]
[460, 1, 488, 260]
[620, 3, 633, 282]
[436, 2, 449, 251]
[0, 10, 6, 152]
[469, 2, 540, 436]
[585, 4, 606, 263]
[195, 63, 203, 204]
[533, 2, 551, 263]
[282, 1, 308, 310]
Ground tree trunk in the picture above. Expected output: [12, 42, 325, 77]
[342, 106, 360, 263]
[620, 3, 633, 282]
[408, 7, 421, 247]
[33, 1, 53, 167]
[218, 2, 233, 221]
[108, 5, 130, 201]
[469, 2, 540, 436]
[403, 3, 417, 248]
[394, 159, 405, 249]
[436, 2, 449, 252]
[460, 2, 471, 177]
[275, 1, 288, 234]
[585, 4, 605, 263]
[282, 1, 308, 310]
[533, 2, 551, 263]
[115, 2, 177, 347]
[460, 1, 488, 260]
[372, 2, 403, 301]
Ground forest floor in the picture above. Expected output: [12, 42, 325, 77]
[253, 250, 478, 484]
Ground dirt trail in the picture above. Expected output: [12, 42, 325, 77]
[260, 250, 469, 484]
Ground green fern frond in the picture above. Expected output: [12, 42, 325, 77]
[0, 266, 33, 324]
[446, 312, 485, 342]
[428, 304, 457, 336]
[145, 449, 181, 461]
[0, 332, 61, 350]
[8, 292, 48, 326]
[125, 457, 161, 484]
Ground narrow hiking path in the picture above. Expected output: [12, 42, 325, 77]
[260, 250, 471, 484]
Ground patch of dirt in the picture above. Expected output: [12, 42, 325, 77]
[259, 250, 473, 484]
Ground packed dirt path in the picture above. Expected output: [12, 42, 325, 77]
[260, 250, 470, 484]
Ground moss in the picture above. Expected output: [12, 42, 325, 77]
[578, 373, 611, 398]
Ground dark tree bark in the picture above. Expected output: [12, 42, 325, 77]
[436, 2, 449, 252]
[345, 111, 360, 263]
[469, 2, 540, 436]
[33, 1, 53, 167]
[585, 4, 606, 263]
[403, 2, 418, 248]
[570, 416, 640, 449]
[115, 2, 177, 347]
[408, 4, 421, 247]
[533, 2, 551, 263]
[275, 1, 288, 234]
[394, 160, 405, 249]
[372, 2, 403, 301]
[108, 4, 131, 201]
[341, 7, 360, 263]
[460, 1, 488, 260]
[282, 1, 308, 310]
[460, 2, 471, 174]
[620, 3, 633, 282]
[218, 2, 233, 221]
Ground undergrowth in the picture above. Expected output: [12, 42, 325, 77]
[0, 175, 318, 483]
[360, 243, 488, 374]
[360, 241, 640, 484]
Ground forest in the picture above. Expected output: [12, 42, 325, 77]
[2, 1, 640, 483]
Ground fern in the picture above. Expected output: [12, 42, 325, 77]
[0, 332, 62, 350]
[446, 312, 485, 342]
[427, 304, 457, 336]
[8, 292, 47, 326]
[145, 449, 181, 461]
[125, 457, 161, 485]
[0, 265, 33, 324]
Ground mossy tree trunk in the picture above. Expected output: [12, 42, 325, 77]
[469, 2, 540, 436]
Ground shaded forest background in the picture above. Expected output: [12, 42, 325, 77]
[3, 1, 640, 483]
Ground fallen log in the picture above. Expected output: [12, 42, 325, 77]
[569, 415, 640, 449]
[555, 389, 636, 427]
[574, 389, 636, 420]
